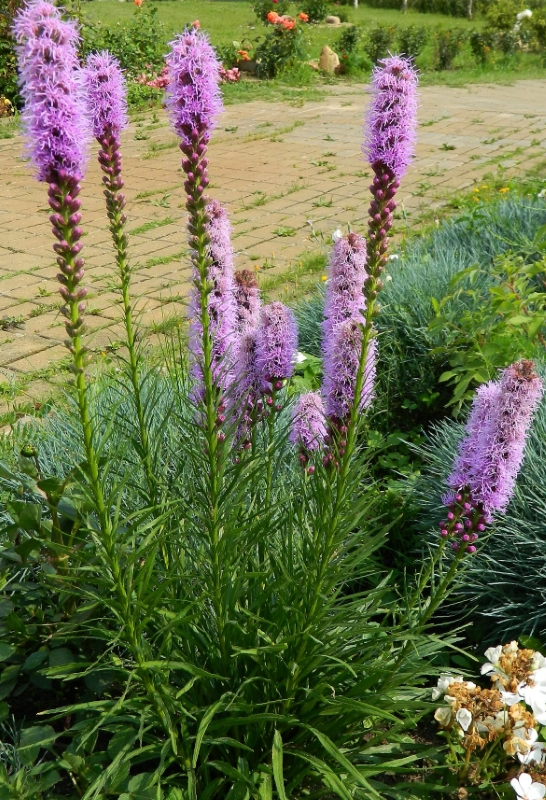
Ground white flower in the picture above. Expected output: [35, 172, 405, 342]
[511, 774, 546, 800]
[455, 708, 473, 732]
[502, 689, 525, 706]
[434, 706, 454, 727]
[431, 674, 464, 701]
[538, 188, 546, 199]
[519, 737, 546, 766]
[332, 229, 342, 242]
[295, 352, 307, 364]
[517, 9, 532, 19]
[519, 682, 546, 724]
[388, 254, 399, 261]
[532, 653, 546, 671]
[476, 710, 507, 734]
[506, 725, 541, 759]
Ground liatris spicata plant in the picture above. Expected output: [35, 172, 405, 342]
[188, 199, 238, 403]
[234, 269, 261, 334]
[440, 360, 543, 553]
[363, 55, 418, 285]
[13, 2, 89, 377]
[290, 392, 327, 471]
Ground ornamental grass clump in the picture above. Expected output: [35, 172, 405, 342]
[4, 11, 545, 797]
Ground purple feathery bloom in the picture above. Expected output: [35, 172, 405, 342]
[469, 361, 542, 520]
[13, 1, 88, 182]
[322, 232, 368, 347]
[165, 27, 223, 148]
[447, 381, 502, 499]
[290, 392, 327, 452]
[188, 199, 238, 395]
[234, 269, 261, 335]
[81, 51, 128, 139]
[364, 55, 419, 180]
[255, 302, 298, 387]
[323, 320, 376, 421]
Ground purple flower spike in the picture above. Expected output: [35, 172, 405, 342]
[448, 381, 501, 497]
[13, 1, 89, 350]
[234, 269, 261, 334]
[188, 199, 238, 397]
[255, 302, 298, 386]
[165, 27, 223, 149]
[13, 2, 88, 182]
[364, 56, 418, 287]
[364, 55, 419, 181]
[82, 51, 128, 139]
[290, 392, 327, 453]
[444, 360, 543, 546]
[323, 233, 368, 341]
[323, 320, 376, 424]
[471, 360, 543, 519]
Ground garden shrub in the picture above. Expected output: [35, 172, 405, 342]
[336, 24, 362, 53]
[469, 28, 496, 62]
[364, 24, 398, 62]
[301, 0, 332, 20]
[252, 0, 291, 21]
[397, 23, 430, 57]
[254, 15, 308, 77]
[433, 28, 466, 68]
[0, 0, 20, 105]
[80, 3, 166, 74]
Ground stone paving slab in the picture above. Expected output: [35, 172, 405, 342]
[1, 79, 546, 409]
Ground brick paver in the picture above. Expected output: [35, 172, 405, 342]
[1, 79, 545, 408]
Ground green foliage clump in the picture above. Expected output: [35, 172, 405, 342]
[398, 24, 430, 57]
[254, 21, 308, 77]
[301, 0, 332, 21]
[252, 0, 290, 21]
[433, 28, 466, 69]
[80, 4, 167, 75]
[364, 24, 397, 62]
[0, 0, 20, 106]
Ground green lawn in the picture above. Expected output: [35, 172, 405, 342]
[82, 0, 546, 96]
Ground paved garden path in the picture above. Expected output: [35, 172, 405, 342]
[0, 78, 545, 410]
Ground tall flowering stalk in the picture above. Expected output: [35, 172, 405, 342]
[327, 57, 418, 471]
[165, 28, 231, 679]
[81, 51, 158, 498]
[14, 2, 180, 748]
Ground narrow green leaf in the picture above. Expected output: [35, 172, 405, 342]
[272, 730, 288, 800]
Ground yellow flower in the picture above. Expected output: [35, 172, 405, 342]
[499, 187, 510, 194]
[321, 275, 328, 281]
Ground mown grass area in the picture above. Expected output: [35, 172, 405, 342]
[82, 0, 546, 94]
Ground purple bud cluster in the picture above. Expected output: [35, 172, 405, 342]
[188, 200, 238, 400]
[165, 28, 223, 214]
[233, 270, 263, 448]
[439, 490, 484, 554]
